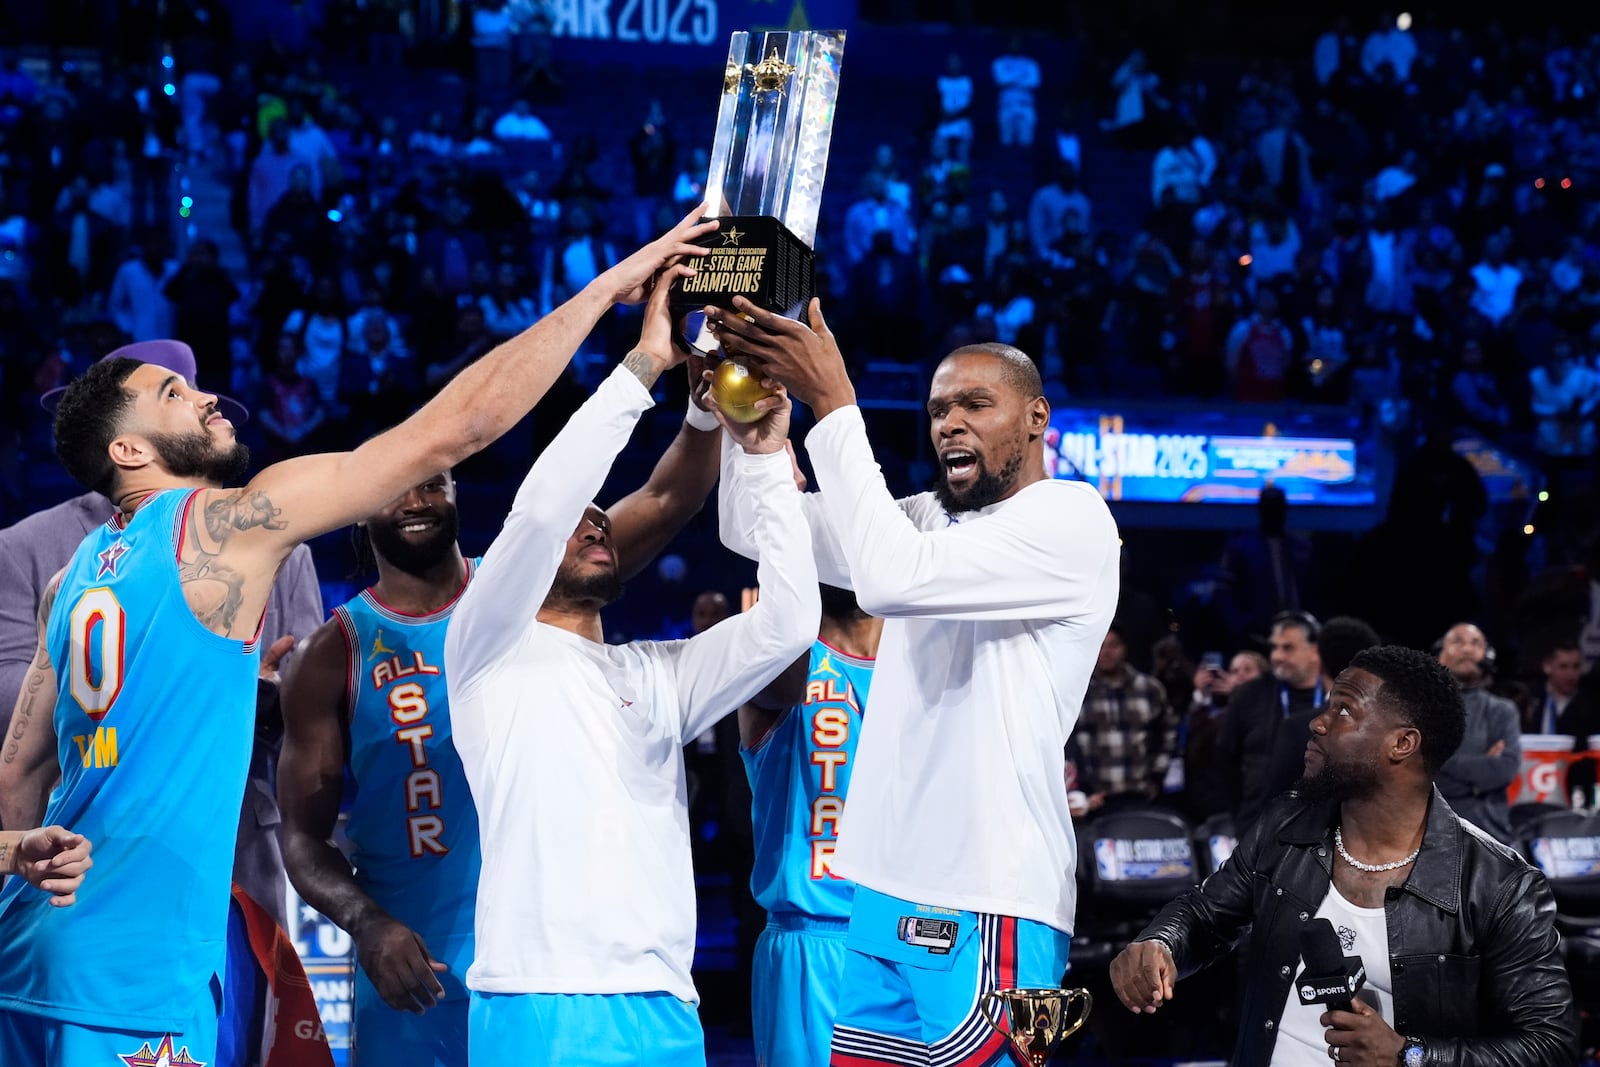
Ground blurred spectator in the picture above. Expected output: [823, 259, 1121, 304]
[164, 239, 240, 386]
[479, 261, 540, 339]
[1312, 15, 1356, 88]
[1469, 233, 1522, 327]
[258, 332, 328, 462]
[672, 146, 709, 214]
[1218, 610, 1328, 832]
[934, 52, 974, 162]
[1220, 486, 1313, 637]
[1101, 49, 1163, 144]
[408, 111, 458, 157]
[1449, 335, 1511, 436]
[1151, 120, 1215, 209]
[248, 119, 312, 237]
[494, 99, 552, 143]
[107, 238, 176, 341]
[993, 37, 1041, 148]
[282, 276, 349, 408]
[1028, 163, 1091, 260]
[1434, 622, 1520, 845]
[1167, 239, 1233, 395]
[1316, 614, 1382, 677]
[1074, 626, 1176, 811]
[1179, 649, 1267, 821]
[341, 314, 416, 434]
[1524, 637, 1596, 736]
[285, 98, 337, 199]
[865, 143, 913, 212]
[1224, 284, 1295, 402]
[842, 173, 916, 267]
[1528, 336, 1600, 474]
[1360, 11, 1418, 82]
[1297, 282, 1353, 402]
[50, 178, 119, 306]
[628, 100, 674, 244]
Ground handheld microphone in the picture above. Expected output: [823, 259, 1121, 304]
[1296, 918, 1365, 1012]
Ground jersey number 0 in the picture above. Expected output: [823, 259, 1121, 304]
[69, 587, 126, 721]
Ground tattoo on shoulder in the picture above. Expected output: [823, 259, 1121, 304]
[180, 491, 277, 634]
[203, 491, 287, 545]
[622, 349, 664, 390]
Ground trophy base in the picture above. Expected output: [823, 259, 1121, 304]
[670, 215, 816, 319]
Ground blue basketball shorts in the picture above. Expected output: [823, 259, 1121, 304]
[827, 886, 1071, 1067]
[353, 967, 469, 1067]
[469, 989, 705, 1067]
[0, 996, 218, 1067]
[753, 913, 850, 1067]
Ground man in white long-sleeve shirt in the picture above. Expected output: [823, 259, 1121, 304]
[444, 273, 820, 1067]
[706, 297, 1120, 1066]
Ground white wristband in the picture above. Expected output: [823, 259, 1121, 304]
[684, 398, 720, 432]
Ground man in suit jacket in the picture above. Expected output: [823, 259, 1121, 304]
[1523, 640, 1598, 738]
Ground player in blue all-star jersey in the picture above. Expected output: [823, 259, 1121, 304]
[279, 420, 719, 1065]
[0, 216, 719, 1067]
[741, 584, 880, 1067]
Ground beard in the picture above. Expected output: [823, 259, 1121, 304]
[366, 507, 461, 577]
[934, 450, 1022, 514]
[148, 428, 252, 485]
[549, 561, 624, 607]
[1291, 755, 1380, 807]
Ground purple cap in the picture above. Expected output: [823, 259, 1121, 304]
[40, 339, 250, 424]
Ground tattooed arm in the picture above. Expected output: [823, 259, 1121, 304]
[0, 572, 63, 831]
[185, 230, 714, 637]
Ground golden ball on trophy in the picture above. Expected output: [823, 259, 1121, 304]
[709, 358, 776, 423]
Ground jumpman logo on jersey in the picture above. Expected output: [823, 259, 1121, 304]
[368, 629, 396, 661]
[120, 1033, 207, 1067]
[815, 654, 841, 679]
[96, 539, 129, 578]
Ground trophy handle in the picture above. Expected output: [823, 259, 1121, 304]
[1058, 988, 1094, 1041]
[978, 989, 1010, 1037]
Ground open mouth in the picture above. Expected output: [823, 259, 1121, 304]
[941, 450, 978, 484]
[395, 518, 440, 536]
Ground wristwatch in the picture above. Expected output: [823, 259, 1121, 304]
[1399, 1036, 1426, 1067]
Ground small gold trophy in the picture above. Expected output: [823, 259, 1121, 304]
[675, 29, 846, 421]
[978, 987, 1092, 1067]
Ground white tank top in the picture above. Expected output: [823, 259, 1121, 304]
[1272, 883, 1396, 1065]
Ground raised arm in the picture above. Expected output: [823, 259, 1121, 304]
[809, 424, 1119, 620]
[278, 618, 448, 1013]
[448, 264, 696, 680]
[607, 356, 723, 581]
[738, 651, 809, 751]
[196, 216, 718, 627]
[0, 573, 64, 831]
[667, 394, 819, 742]
[705, 297, 1119, 620]
[718, 430, 856, 587]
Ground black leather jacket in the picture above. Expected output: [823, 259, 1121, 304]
[1136, 787, 1577, 1066]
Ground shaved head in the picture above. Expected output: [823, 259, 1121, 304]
[941, 343, 1043, 399]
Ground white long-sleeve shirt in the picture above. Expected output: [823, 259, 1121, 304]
[718, 406, 1119, 932]
[446, 366, 818, 1001]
